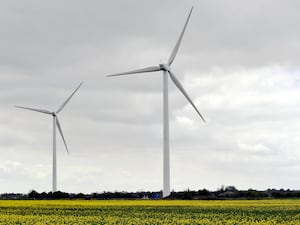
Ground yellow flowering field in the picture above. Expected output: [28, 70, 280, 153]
[0, 199, 300, 224]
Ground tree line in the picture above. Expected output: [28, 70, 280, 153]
[1, 186, 300, 200]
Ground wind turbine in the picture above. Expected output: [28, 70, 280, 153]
[16, 82, 83, 192]
[107, 7, 205, 198]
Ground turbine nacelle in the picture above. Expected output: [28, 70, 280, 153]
[52, 112, 57, 117]
[159, 64, 171, 72]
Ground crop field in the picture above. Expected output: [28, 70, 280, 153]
[0, 199, 300, 224]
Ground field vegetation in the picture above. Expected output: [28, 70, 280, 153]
[1, 199, 300, 224]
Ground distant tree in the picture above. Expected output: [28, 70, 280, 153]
[52, 191, 69, 199]
[40, 192, 48, 199]
[75, 193, 85, 199]
[28, 190, 39, 199]
[225, 186, 237, 192]
[198, 189, 210, 196]
[217, 185, 225, 192]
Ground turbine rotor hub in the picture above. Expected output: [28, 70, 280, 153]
[159, 64, 170, 71]
[52, 112, 56, 117]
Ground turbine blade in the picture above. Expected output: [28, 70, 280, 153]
[15, 105, 52, 115]
[168, 6, 193, 66]
[56, 82, 83, 114]
[107, 66, 161, 77]
[56, 116, 69, 154]
[168, 70, 205, 122]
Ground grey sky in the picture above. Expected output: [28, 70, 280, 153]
[1, 0, 300, 193]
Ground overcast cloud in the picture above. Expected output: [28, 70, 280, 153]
[1, 0, 300, 193]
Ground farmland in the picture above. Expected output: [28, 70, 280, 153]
[0, 199, 300, 224]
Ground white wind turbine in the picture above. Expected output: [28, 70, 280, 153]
[16, 82, 83, 192]
[107, 7, 205, 198]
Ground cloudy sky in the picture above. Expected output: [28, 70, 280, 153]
[1, 0, 300, 193]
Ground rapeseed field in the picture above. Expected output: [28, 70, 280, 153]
[0, 199, 300, 224]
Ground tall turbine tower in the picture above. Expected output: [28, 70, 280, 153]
[107, 7, 205, 198]
[16, 82, 83, 192]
